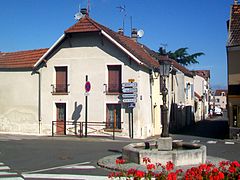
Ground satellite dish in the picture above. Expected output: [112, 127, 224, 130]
[74, 12, 83, 20]
[137, 29, 144, 38]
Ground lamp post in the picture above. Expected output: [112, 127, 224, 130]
[159, 60, 171, 137]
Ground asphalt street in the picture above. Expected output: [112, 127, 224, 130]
[0, 113, 239, 179]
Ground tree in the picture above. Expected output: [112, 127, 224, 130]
[158, 47, 204, 66]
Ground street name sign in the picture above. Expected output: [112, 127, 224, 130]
[123, 99, 137, 103]
[122, 94, 138, 98]
[122, 88, 137, 93]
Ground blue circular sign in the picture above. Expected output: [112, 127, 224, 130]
[85, 81, 91, 92]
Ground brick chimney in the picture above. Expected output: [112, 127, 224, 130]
[131, 28, 138, 42]
[118, 28, 124, 35]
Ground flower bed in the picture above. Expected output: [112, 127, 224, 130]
[108, 157, 240, 180]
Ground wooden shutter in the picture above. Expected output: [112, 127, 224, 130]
[56, 67, 67, 92]
[108, 65, 121, 92]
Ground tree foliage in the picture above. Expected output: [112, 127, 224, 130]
[158, 47, 204, 66]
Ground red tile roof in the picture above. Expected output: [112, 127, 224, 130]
[192, 70, 210, 80]
[228, 4, 240, 46]
[65, 16, 159, 68]
[0, 48, 48, 69]
[215, 89, 228, 96]
[0, 15, 160, 69]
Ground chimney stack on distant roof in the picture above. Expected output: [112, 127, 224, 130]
[80, 8, 88, 16]
[234, 0, 238, 5]
[118, 28, 124, 35]
[131, 28, 138, 42]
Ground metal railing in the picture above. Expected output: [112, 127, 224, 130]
[52, 121, 82, 137]
[51, 84, 70, 94]
[52, 121, 122, 140]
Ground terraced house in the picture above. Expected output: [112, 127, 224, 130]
[227, 0, 240, 138]
[0, 9, 207, 139]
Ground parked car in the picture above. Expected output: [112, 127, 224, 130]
[214, 107, 223, 116]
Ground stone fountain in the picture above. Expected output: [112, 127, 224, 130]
[122, 137, 206, 167]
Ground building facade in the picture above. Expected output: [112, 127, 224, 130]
[227, 0, 240, 138]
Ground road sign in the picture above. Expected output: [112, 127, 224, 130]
[122, 82, 137, 88]
[122, 94, 138, 98]
[128, 102, 136, 108]
[123, 99, 137, 103]
[85, 81, 91, 92]
[122, 88, 137, 93]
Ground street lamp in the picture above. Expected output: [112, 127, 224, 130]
[159, 60, 171, 137]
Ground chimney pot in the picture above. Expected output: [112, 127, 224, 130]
[118, 28, 124, 35]
[131, 28, 138, 42]
[80, 8, 88, 16]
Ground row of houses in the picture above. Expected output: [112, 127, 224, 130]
[0, 10, 211, 139]
[227, 0, 240, 138]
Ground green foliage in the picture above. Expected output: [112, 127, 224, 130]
[158, 47, 204, 66]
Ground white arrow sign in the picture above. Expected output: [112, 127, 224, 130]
[122, 88, 137, 93]
[123, 99, 137, 103]
[122, 82, 137, 87]
[122, 94, 138, 98]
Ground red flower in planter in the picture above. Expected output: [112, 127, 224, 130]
[135, 170, 145, 178]
[167, 172, 177, 180]
[115, 158, 126, 164]
[147, 163, 156, 171]
[166, 161, 174, 171]
[143, 157, 151, 164]
[232, 160, 240, 167]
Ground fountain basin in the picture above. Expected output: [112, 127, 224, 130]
[122, 141, 206, 166]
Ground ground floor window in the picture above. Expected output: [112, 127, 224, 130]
[232, 105, 240, 127]
[106, 104, 121, 129]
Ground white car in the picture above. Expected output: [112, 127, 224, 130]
[214, 107, 223, 116]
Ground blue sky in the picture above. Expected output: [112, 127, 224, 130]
[0, 0, 233, 89]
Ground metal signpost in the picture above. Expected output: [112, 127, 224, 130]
[122, 81, 137, 138]
[85, 76, 91, 137]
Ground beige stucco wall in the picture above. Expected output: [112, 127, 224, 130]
[151, 75, 162, 135]
[39, 33, 153, 139]
[0, 71, 39, 134]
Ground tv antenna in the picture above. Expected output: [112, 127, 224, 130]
[116, 5, 127, 33]
[160, 43, 168, 50]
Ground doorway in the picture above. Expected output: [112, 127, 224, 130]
[56, 103, 66, 135]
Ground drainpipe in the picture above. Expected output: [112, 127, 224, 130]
[35, 70, 41, 134]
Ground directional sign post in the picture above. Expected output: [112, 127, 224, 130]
[121, 81, 138, 139]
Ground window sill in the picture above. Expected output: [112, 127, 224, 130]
[104, 128, 122, 132]
[106, 92, 122, 95]
[52, 92, 69, 95]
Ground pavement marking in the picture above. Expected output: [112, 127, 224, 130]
[172, 139, 183, 142]
[225, 141, 235, 145]
[22, 173, 107, 180]
[0, 163, 4, 165]
[0, 177, 24, 180]
[206, 140, 217, 144]
[0, 171, 19, 176]
[0, 166, 10, 170]
[23, 161, 91, 174]
[192, 140, 201, 143]
[62, 165, 96, 170]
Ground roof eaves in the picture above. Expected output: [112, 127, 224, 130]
[101, 30, 146, 67]
[34, 34, 65, 68]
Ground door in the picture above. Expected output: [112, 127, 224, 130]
[106, 104, 121, 129]
[56, 103, 66, 135]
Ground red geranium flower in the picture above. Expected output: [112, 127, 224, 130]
[166, 161, 174, 171]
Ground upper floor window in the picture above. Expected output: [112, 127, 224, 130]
[216, 98, 220, 103]
[52, 66, 69, 94]
[107, 65, 122, 93]
[221, 92, 225, 96]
